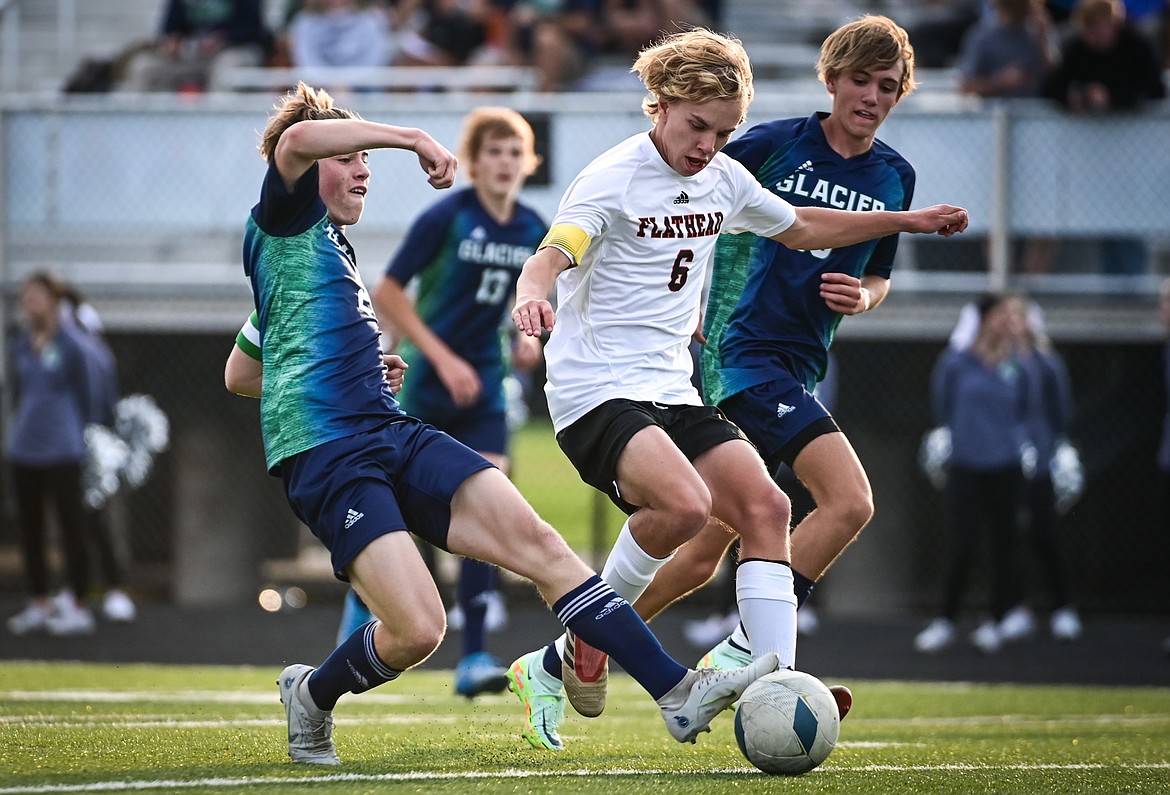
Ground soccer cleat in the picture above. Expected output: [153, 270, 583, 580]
[1050, 606, 1082, 642]
[278, 664, 340, 765]
[561, 630, 608, 718]
[506, 651, 566, 751]
[45, 600, 96, 636]
[6, 601, 51, 635]
[998, 605, 1036, 642]
[658, 652, 779, 744]
[102, 589, 137, 623]
[830, 685, 853, 720]
[697, 636, 752, 670]
[454, 651, 509, 698]
[970, 620, 1002, 654]
[913, 617, 955, 654]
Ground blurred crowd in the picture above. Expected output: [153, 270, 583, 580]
[60, 0, 1170, 96]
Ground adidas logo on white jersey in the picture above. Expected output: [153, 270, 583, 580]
[776, 402, 796, 418]
[344, 508, 365, 530]
[673, 191, 690, 204]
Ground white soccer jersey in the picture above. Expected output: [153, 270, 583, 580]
[544, 133, 798, 432]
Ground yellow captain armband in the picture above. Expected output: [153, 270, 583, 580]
[539, 224, 591, 264]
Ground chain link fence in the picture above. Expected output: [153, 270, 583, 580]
[1, 94, 1168, 617]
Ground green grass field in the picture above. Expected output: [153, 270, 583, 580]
[3, 661, 1168, 794]
[510, 420, 627, 555]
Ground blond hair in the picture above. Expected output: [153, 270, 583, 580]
[817, 16, 917, 98]
[631, 28, 754, 123]
[458, 107, 542, 182]
[258, 82, 360, 162]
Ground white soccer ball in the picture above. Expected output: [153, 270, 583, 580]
[733, 669, 840, 776]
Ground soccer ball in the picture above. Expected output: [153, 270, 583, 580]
[733, 669, 840, 776]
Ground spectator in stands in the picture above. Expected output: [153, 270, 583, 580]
[957, 0, 1058, 275]
[121, 0, 271, 92]
[503, 0, 603, 91]
[287, 0, 398, 72]
[957, 0, 1056, 99]
[915, 293, 1030, 655]
[397, 0, 491, 66]
[904, 0, 985, 68]
[1043, 0, 1167, 275]
[600, 0, 710, 58]
[5, 272, 97, 637]
[1044, 0, 1166, 111]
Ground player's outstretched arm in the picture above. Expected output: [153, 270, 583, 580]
[775, 205, 968, 252]
[512, 246, 572, 337]
[274, 119, 457, 190]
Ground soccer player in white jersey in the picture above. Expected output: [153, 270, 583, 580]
[507, 28, 968, 751]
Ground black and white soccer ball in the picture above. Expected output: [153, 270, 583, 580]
[733, 669, 840, 776]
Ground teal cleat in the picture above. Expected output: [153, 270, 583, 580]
[506, 650, 566, 751]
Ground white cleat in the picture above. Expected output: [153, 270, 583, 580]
[658, 652, 779, 744]
[278, 664, 340, 765]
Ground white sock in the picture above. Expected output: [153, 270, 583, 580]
[600, 518, 673, 602]
[729, 620, 750, 651]
[736, 559, 798, 669]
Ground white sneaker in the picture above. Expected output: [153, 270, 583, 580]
[102, 589, 137, 623]
[998, 605, 1036, 642]
[45, 600, 96, 636]
[657, 652, 779, 744]
[1050, 606, 1082, 641]
[970, 620, 1002, 654]
[278, 664, 340, 765]
[913, 618, 955, 654]
[7, 601, 51, 635]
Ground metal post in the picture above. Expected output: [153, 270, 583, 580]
[58, 0, 75, 78]
[0, 1, 20, 93]
[988, 103, 1011, 291]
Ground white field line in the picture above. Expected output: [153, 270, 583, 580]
[2, 764, 1170, 794]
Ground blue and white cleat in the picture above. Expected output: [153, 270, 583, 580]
[455, 651, 510, 698]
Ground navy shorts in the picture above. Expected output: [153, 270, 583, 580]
[718, 374, 839, 475]
[281, 417, 494, 581]
[556, 399, 747, 515]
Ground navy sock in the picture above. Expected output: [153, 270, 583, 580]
[553, 575, 687, 700]
[307, 621, 401, 710]
[458, 558, 496, 658]
[541, 642, 561, 679]
[793, 569, 816, 608]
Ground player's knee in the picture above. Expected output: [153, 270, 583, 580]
[828, 488, 874, 535]
[665, 490, 713, 537]
[396, 622, 445, 667]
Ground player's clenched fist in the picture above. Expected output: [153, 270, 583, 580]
[913, 205, 969, 237]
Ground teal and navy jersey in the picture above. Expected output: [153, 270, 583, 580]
[385, 187, 545, 416]
[703, 112, 915, 404]
[243, 161, 403, 472]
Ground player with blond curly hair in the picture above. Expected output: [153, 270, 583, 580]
[506, 26, 967, 751]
